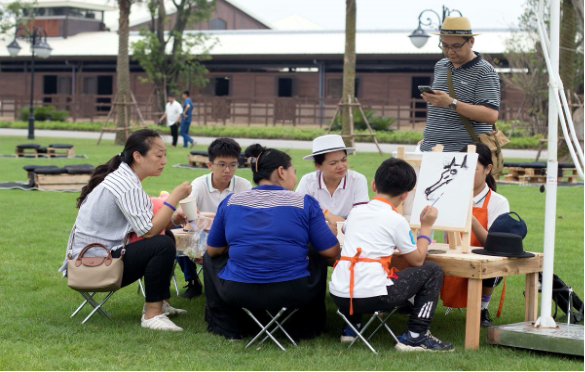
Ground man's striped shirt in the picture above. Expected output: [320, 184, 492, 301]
[421, 53, 500, 152]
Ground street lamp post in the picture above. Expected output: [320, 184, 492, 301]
[7, 25, 52, 140]
[409, 5, 462, 49]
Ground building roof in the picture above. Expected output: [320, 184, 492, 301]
[18, 0, 117, 12]
[102, 0, 271, 32]
[271, 14, 325, 31]
[0, 29, 534, 58]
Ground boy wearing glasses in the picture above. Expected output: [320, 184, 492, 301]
[177, 138, 251, 299]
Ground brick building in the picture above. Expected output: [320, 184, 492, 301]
[0, 0, 527, 127]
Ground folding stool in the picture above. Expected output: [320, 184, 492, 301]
[336, 308, 400, 355]
[242, 307, 299, 351]
[70, 291, 116, 324]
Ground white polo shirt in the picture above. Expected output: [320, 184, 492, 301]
[165, 100, 183, 126]
[295, 169, 369, 219]
[474, 184, 510, 229]
[190, 173, 252, 213]
[329, 198, 417, 299]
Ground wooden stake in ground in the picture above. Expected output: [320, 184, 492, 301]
[97, 92, 147, 145]
[326, 96, 383, 155]
[341, 0, 356, 149]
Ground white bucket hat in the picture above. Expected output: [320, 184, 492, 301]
[303, 134, 355, 160]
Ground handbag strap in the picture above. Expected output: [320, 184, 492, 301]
[68, 224, 127, 259]
[447, 67, 481, 142]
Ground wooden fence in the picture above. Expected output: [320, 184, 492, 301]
[0, 94, 527, 129]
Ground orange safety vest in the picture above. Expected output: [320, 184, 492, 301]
[335, 197, 400, 315]
[440, 189, 506, 315]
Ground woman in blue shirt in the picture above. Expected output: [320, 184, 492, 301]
[203, 144, 340, 340]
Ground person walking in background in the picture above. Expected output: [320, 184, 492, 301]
[159, 93, 183, 148]
[180, 91, 196, 148]
[419, 16, 500, 152]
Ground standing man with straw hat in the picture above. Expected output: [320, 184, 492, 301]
[419, 16, 501, 152]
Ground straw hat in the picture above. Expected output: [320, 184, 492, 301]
[303, 134, 355, 160]
[431, 16, 481, 37]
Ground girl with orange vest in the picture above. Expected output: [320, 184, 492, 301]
[440, 142, 510, 327]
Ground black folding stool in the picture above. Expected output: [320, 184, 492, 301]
[242, 307, 299, 351]
[336, 308, 400, 355]
[70, 291, 116, 324]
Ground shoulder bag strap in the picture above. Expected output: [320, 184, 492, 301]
[446, 67, 481, 142]
[67, 224, 127, 259]
[67, 225, 76, 259]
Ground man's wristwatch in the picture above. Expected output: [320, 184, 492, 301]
[448, 99, 458, 111]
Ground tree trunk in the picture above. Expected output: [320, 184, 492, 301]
[115, 0, 132, 145]
[560, 0, 576, 92]
[341, 0, 356, 148]
[558, 0, 576, 160]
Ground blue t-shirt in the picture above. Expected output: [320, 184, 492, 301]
[207, 184, 338, 284]
[182, 98, 193, 122]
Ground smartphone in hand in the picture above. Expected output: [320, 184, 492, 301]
[418, 85, 434, 94]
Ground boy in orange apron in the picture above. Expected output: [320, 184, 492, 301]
[441, 143, 509, 326]
[330, 158, 454, 352]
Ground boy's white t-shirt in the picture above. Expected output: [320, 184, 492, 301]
[190, 173, 252, 213]
[329, 198, 417, 299]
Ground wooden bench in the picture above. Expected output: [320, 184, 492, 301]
[15, 144, 43, 158]
[34, 173, 90, 191]
[391, 244, 543, 350]
[47, 144, 75, 158]
[188, 154, 209, 167]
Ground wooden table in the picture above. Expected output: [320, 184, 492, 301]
[391, 243, 543, 350]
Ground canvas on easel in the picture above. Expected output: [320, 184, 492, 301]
[394, 146, 422, 221]
[409, 145, 477, 253]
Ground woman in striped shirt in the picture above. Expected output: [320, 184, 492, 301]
[60, 129, 192, 331]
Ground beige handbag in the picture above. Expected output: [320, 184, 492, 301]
[67, 228, 125, 292]
[447, 68, 510, 177]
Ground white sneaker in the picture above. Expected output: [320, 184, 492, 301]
[162, 301, 187, 316]
[142, 302, 187, 316]
[141, 314, 183, 332]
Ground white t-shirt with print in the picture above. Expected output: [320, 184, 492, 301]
[329, 198, 417, 299]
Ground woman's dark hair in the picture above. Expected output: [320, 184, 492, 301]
[76, 129, 162, 208]
[375, 158, 417, 196]
[460, 142, 496, 191]
[208, 137, 241, 163]
[244, 144, 292, 185]
[313, 150, 347, 165]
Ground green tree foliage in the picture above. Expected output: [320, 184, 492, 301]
[131, 0, 216, 112]
[0, 0, 34, 38]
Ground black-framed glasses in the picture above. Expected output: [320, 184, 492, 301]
[212, 162, 238, 170]
[438, 39, 468, 52]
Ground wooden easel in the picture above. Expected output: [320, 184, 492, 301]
[397, 144, 476, 253]
[326, 95, 383, 155]
[97, 92, 148, 145]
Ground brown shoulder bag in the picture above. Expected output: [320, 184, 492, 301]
[67, 227, 125, 292]
[446, 68, 509, 177]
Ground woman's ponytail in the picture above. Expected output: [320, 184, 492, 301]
[76, 129, 161, 208]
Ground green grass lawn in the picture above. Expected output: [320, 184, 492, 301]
[0, 135, 582, 370]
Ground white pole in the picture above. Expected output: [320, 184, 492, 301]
[535, 0, 560, 329]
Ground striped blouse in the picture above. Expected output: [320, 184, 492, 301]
[59, 162, 153, 274]
[420, 53, 500, 152]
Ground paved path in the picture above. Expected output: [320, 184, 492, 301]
[0, 128, 546, 159]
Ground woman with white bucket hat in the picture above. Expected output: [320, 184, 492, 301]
[296, 135, 369, 225]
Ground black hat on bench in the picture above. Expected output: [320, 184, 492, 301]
[472, 212, 534, 258]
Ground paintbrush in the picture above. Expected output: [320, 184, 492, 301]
[422, 192, 444, 218]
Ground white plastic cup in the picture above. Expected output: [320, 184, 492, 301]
[179, 196, 198, 221]
[337, 221, 345, 244]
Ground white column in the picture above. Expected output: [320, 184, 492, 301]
[535, 0, 560, 328]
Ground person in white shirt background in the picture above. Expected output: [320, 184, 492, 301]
[176, 138, 252, 299]
[158, 93, 183, 147]
[296, 135, 369, 226]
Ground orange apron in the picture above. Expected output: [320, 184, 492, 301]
[335, 197, 399, 315]
[440, 190, 491, 308]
